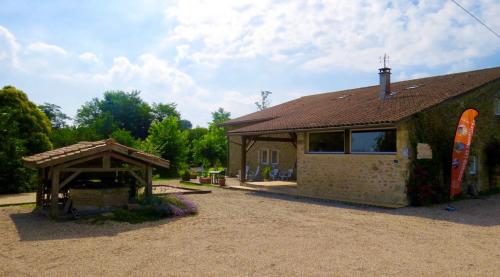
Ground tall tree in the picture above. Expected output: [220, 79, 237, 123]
[76, 90, 153, 138]
[0, 86, 52, 193]
[255, 91, 272, 111]
[142, 116, 188, 174]
[211, 108, 231, 125]
[179, 119, 192, 130]
[151, 103, 180, 122]
[38, 103, 71, 128]
[193, 108, 231, 167]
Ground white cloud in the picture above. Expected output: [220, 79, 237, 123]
[26, 42, 68, 56]
[166, 0, 500, 71]
[90, 54, 257, 125]
[0, 25, 20, 67]
[78, 52, 100, 64]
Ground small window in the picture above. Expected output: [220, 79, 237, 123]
[308, 132, 345, 153]
[271, 150, 279, 164]
[351, 129, 397, 153]
[260, 149, 269, 164]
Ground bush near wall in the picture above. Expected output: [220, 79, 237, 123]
[407, 80, 500, 205]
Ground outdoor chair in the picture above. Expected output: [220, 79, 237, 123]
[248, 165, 260, 181]
[279, 168, 293, 180]
[236, 165, 250, 181]
[269, 168, 280, 181]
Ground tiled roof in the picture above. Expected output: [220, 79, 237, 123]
[225, 67, 500, 135]
[23, 139, 170, 168]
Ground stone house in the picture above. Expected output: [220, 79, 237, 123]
[222, 67, 500, 207]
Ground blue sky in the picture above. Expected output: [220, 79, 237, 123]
[1, 0, 499, 127]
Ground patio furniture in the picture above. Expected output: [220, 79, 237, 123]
[236, 165, 250, 181]
[279, 168, 294, 180]
[209, 168, 226, 184]
[248, 166, 260, 181]
[269, 168, 280, 181]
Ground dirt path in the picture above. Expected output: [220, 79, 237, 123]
[1, 188, 499, 276]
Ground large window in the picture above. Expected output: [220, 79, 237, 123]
[351, 129, 397, 153]
[308, 132, 345, 153]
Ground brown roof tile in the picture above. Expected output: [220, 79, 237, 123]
[23, 139, 170, 168]
[225, 67, 500, 135]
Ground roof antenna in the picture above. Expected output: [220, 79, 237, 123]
[382, 53, 389, 68]
[378, 53, 391, 100]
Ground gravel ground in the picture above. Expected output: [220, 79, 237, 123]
[1, 188, 499, 276]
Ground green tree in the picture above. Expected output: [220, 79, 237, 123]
[110, 129, 140, 148]
[211, 107, 231, 125]
[179, 119, 192, 130]
[186, 127, 208, 165]
[0, 86, 52, 193]
[151, 102, 180, 121]
[76, 90, 152, 138]
[38, 103, 71, 128]
[142, 117, 188, 175]
[192, 108, 231, 166]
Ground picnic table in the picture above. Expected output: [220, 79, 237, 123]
[209, 170, 224, 184]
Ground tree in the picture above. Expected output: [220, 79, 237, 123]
[255, 91, 272, 111]
[0, 86, 52, 193]
[151, 103, 180, 122]
[76, 90, 153, 138]
[179, 119, 192, 130]
[110, 129, 140, 148]
[38, 103, 71, 128]
[211, 108, 231, 125]
[186, 127, 208, 165]
[142, 116, 188, 175]
[193, 108, 231, 167]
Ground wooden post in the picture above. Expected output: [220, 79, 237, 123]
[145, 165, 153, 197]
[240, 136, 247, 182]
[36, 169, 44, 208]
[51, 169, 60, 217]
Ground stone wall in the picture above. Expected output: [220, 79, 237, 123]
[296, 123, 411, 207]
[406, 79, 500, 194]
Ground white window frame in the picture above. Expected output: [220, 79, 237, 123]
[350, 128, 397, 155]
[306, 130, 345, 154]
[259, 148, 269, 165]
[271, 149, 279, 165]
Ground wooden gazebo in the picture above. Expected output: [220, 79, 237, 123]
[23, 139, 170, 217]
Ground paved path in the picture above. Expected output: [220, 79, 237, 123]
[0, 193, 36, 206]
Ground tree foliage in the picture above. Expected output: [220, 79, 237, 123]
[142, 117, 188, 175]
[0, 86, 52, 193]
[151, 103, 180, 122]
[192, 108, 230, 166]
[76, 90, 153, 138]
[38, 103, 71, 128]
[255, 90, 272, 111]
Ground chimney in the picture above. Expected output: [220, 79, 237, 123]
[378, 54, 391, 100]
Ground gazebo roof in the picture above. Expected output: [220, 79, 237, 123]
[23, 139, 170, 169]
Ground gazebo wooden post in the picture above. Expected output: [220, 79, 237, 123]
[240, 136, 247, 183]
[51, 168, 60, 217]
[36, 168, 44, 208]
[145, 165, 153, 197]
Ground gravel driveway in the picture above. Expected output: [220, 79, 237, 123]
[1, 188, 499, 276]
